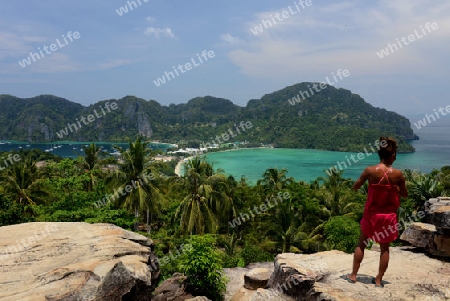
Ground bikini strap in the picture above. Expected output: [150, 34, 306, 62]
[377, 165, 391, 184]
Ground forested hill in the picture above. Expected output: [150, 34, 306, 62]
[0, 83, 416, 152]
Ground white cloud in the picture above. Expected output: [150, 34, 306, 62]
[227, 1, 450, 80]
[220, 34, 242, 45]
[0, 32, 46, 60]
[144, 27, 175, 39]
[146, 16, 156, 22]
[21, 52, 81, 73]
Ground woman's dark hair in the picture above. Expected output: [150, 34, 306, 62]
[378, 137, 397, 160]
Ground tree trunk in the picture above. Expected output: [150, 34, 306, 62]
[134, 205, 139, 231]
[146, 207, 150, 234]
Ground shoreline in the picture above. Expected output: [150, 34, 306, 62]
[174, 156, 195, 176]
[173, 147, 270, 176]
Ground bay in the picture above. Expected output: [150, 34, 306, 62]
[204, 126, 450, 184]
[0, 126, 448, 185]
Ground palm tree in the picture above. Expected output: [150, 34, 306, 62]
[77, 143, 107, 191]
[111, 137, 162, 231]
[404, 169, 443, 208]
[292, 223, 325, 253]
[0, 156, 47, 209]
[173, 157, 234, 235]
[316, 169, 356, 217]
[257, 168, 293, 196]
[264, 196, 298, 253]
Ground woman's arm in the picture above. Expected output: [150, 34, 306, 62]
[397, 172, 408, 198]
[353, 167, 370, 191]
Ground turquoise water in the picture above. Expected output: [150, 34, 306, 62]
[1, 127, 448, 184]
[204, 127, 450, 184]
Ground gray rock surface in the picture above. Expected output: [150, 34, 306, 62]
[425, 197, 450, 235]
[0, 222, 159, 301]
[400, 196, 450, 257]
[243, 268, 272, 290]
[225, 248, 450, 301]
[152, 273, 212, 301]
[400, 222, 437, 248]
[225, 262, 296, 301]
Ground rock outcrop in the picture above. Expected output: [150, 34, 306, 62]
[425, 197, 450, 235]
[0, 222, 160, 301]
[152, 273, 211, 301]
[225, 263, 295, 301]
[244, 268, 272, 290]
[225, 248, 450, 301]
[401, 197, 450, 257]
[400, 222, 437, 248]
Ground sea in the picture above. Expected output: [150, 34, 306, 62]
[204, 126, 450, 184]
[0, 126, 448, 184]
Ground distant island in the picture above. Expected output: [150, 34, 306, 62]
[0, 83, 416, 152]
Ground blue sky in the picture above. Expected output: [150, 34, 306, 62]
[0, 0, 449, 115]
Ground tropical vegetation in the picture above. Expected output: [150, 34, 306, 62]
[0, 141, 447, 300]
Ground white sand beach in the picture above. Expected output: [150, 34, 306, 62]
[174, 156, 194, 176]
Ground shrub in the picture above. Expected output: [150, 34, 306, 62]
[323, 216, 360, 253]
[240, 243, 274, 266]
[221, 253, 240, 268]
[180, 235, 227, 301]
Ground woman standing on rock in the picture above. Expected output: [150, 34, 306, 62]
[345, 137, 408, 287]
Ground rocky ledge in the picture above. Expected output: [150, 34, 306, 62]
[401, 197, 450, 257]
[0, 222, 160, 301]
[225, 248, 450, 301]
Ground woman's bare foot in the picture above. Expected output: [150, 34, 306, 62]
[344, 274, 357, 283]
[373, 275, 384, 287]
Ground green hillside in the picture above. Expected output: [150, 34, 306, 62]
[0, 83, 416, 152]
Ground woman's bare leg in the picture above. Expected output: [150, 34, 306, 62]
[348, 230, 369, 282]
[375, 243, 390, 286]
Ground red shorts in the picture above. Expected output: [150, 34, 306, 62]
[360, 212, 398, 244]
